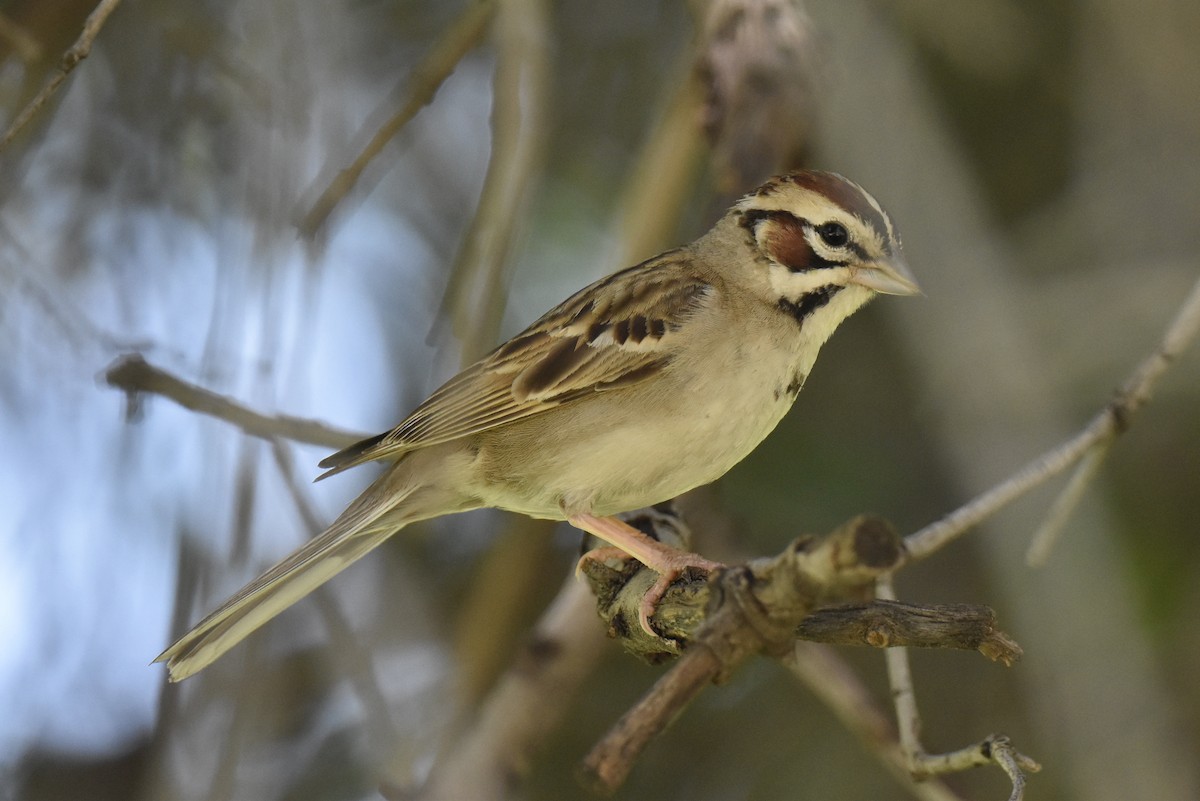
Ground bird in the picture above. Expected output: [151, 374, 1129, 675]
[156, 170, 919, 682]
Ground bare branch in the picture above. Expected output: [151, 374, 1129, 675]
[581, 517, 905, 794]
[877, 576, 924, 760]
[905, 274, 1200, 562]
[103, 353, 364, 450]
[876, 578, 1040, 800]
[1025, 439, 1111, 566]
[796, 600, 1021, 666]
[0, 0, 124, 154]
[577, 511, 1020, 797]
[298, 1, 496, 239]
[579, 644, 721, 796]
[913, 736, 1041, 801]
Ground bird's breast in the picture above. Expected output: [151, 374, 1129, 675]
[470, 331, 806, 519]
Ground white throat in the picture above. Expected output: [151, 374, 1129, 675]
[789, 281, 876, 377]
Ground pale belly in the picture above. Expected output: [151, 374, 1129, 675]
[471, 353, 803, 519]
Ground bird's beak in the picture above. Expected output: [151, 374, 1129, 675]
[852, 256, 921, 296]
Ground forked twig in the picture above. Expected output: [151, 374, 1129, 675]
[905, 274, 1200, 562]
[782, 644, 965, 801]
[1025, 439, 1111, 566]
[877, 577, 1041, 801]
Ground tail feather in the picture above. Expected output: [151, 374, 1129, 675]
[315, 430, 391, 481]
[156, 474, 416, 682]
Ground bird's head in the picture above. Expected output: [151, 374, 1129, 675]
[734, 170, 919, 306]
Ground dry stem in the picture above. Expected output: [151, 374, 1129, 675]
[0, 0, 124, 154]
[103, 353, 363, 450]
[877, 577, 1040, 801]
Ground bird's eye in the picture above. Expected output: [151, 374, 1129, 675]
[816, 222, 849, 248]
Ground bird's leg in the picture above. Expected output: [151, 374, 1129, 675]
[567, 512, 724, 636]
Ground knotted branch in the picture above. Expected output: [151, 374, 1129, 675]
[580, 516, 906, 792]
[579, 514, 1021, 794]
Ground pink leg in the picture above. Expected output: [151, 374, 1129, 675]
[567, 512, 723, 636]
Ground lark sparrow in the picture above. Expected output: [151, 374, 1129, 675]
[157, 170, 918, 681]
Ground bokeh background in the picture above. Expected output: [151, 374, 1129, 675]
[1, 1, 1198, 800]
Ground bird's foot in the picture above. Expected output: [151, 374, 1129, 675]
[636, 551, 722, 637]
[567, 511, 723, 638]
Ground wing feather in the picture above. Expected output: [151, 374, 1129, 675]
[317, 250, 712, 478]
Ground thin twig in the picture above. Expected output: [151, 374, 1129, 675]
[782, 644, 966, 801]
[877, 577, 1040, 800]
[905, 274, 1200, 561]
[0, 0, 124, 154]
[1025, 439, 1111, 566]
[103, 353, 365, 450]
[877, 576, 923, 760]
[581, 645, 723, 795]
[912, 736, 1041, 801]
[988, 737, 1040, 801]
[298, 1, 496, 239]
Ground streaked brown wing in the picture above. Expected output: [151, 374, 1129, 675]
[317, 250, 712, 479]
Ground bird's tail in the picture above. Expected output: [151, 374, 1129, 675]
[156, 466, 421, 682]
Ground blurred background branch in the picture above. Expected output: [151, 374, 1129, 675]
[434, 0, 550, 364]
[905, 273, 1200, 562]
[104, 353, 364, 450]
[298, 1, 496, 240]
[0, 0, 122, 153]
